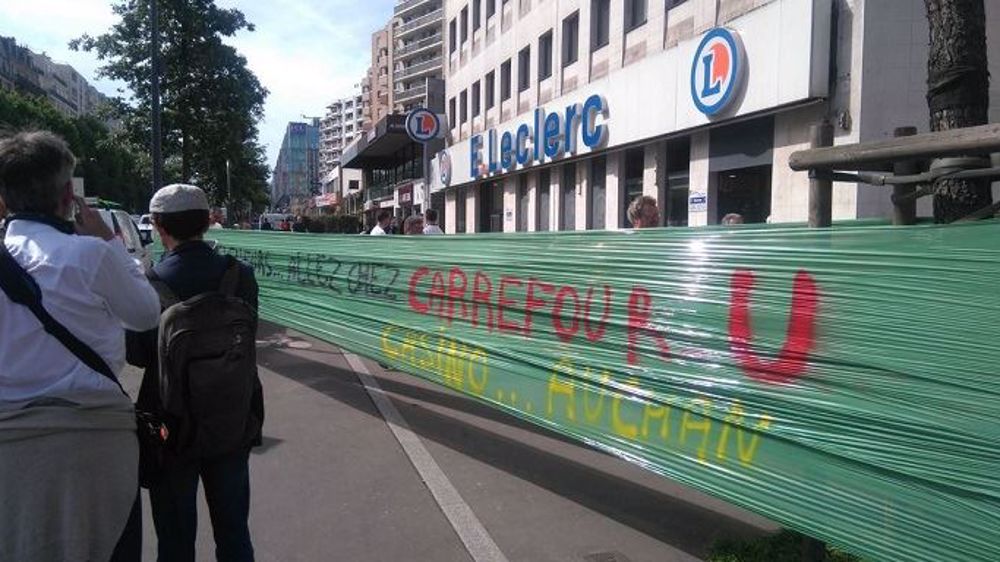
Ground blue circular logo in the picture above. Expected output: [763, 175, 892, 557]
[438, 150, 452, 186]
[691, 28, 744, 117]
[405, 108, 440, 143]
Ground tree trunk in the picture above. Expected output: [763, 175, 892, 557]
[925, 0, 991, 222]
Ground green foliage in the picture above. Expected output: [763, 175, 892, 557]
[71, 0, 270, 216]
[0, 88, 150, 212]
[709, 531, 867, 562]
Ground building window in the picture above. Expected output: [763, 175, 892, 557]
[625, 0, 647, 32]
[591, 0, 610, 51]
[562, 12, 579, 67]
[537, 169, 551, 231]
[589, 156, 606, 230]
[622, 147, 645, 226]
[456, 187, 467, 233]
[461, 6, 469, 43]
[538, 30, 553, 81]
[501, 59, 512, 100]
[487, 0, 496, 19]
[517, 174, 529, 232]
[472, 80, 481, 117]
[485, 70, 496, 109]
[560, 163, 576, 231]
[473, 0, 482, 31]
[449, 97, 456, 129]
[518, 46, 531, 92]
[449, 19, 457, 53]
[460, 89, 468, 123]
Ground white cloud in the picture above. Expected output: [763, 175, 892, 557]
[1, 0, 396, 168]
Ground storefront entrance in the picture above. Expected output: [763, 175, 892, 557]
[479, 181, 503, 233]
[716, 165, 772, 224]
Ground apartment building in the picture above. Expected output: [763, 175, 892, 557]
[365, 24, 395, 129]
[430, 0, 1000, 233]
[0, 36, 109, 119]
[319, 92, 366, 177]
[393, 0, 446, 111]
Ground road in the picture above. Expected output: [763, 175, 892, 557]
[120, 321, 779, 562]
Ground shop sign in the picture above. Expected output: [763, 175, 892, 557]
[691, 28, 746, 117]
[398, 183, 414, 206]
[689, 192, 708, 212]
[470, 94, 609, 179]
[405, 108, 442, 143]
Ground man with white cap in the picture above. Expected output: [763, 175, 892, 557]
[129, 183, 263, 562]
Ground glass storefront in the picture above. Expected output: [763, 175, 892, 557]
[560, 163, 576, 231]
[537, 168, 551, 232]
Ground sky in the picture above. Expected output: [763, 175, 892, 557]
[0, 0, 395, 169]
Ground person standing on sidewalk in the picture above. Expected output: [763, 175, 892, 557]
[422, 209, 444, 234]
[129, 184, 263, 562]
[0, 131, 161, 561]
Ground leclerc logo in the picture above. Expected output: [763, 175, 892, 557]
[691, 28, 744, 117]
[405, 108, 440, 143]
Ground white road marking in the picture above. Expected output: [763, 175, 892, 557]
[344, 353, 509, 562]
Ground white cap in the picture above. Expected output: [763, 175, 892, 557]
[149, 184, 209, 213]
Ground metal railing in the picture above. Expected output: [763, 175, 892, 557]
[394, 84, 427, 102]
[395, 32, 442, 58]
[397, 8, 442, 36]
[394, 0, 433, 17]
[393, 56, 442, 80]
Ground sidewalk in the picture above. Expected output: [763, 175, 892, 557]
[121, 321, 779, 562]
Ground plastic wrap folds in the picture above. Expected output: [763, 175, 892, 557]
[210, 221, 1000, 562]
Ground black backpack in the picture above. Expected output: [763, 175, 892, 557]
[149, 258, 259, 458]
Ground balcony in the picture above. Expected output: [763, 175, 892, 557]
[396, 8, 442, 38]
[395, 32, 442, 59]
[394, 84, 426, 104]
[393, 56, 442, 81]
[394, 0, 434, 19]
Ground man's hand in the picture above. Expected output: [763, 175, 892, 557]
[73, 197, 115, 241]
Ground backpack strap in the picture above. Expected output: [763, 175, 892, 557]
[0, 243, 126, 396]
[219, 256, 241, 297]
[146, 269, 180, 309]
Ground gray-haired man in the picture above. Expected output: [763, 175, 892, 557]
[0, 131, 160, 561]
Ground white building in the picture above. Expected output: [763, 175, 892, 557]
[430, 0, 1000, 233]
[319, 91, 366, 184]
[393, 0, 446, 111]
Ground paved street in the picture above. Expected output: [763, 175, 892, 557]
[121, 321, 779, 562]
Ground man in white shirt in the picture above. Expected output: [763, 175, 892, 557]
[422, 208, 444, 235]
[370, 209, 391, 235]
[0, 131, 160, 561]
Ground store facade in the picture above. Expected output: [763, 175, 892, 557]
[430, 0, 1000, 232]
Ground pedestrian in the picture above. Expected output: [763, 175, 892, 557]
[370, 209, 391, 235]
[278, 217, 290, 231]
[627, 195, 661, 228]
[422, 208, 444, 234]
[127, 183, 263, 562]
[260, 217, 273, 231]
[0, 130, 161, 562]
[404, 214, 424, 235]
[292, 215, 307, 233]
[722, 213, 745, 225]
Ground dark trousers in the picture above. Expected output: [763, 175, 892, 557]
[149, 450, 254, 562]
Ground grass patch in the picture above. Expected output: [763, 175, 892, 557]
[709, 530, 867, 562]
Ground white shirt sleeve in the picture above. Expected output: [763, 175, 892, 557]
[89, 238, 161, 331]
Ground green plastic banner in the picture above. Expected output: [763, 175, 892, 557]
[209, 221, 999, 562]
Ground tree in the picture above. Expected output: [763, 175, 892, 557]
[72, 0, 270, 215]
[0, 88, 150, 212]
[925, 0, 991, 222]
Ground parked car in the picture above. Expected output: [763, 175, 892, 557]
[136, 213, 153, 239]
[93, 205, 153, 270]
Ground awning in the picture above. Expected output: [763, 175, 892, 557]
[341, 114, 416, 169]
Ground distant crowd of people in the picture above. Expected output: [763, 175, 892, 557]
[368, 208, 443, 236]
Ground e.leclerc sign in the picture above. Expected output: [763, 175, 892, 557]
[691, 28, 745, 117]
[469, 94, 608, 179]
